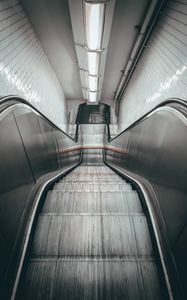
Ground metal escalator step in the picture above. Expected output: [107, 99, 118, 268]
[61, 178, 124, 183]
[19, 260, 56, 300]
[31, 216, 62, 256]
[70, 167, 115, 175]
[40, 213, 144, 216]
[63, 171, 121, 176]
[65, 174, 117, 178]
[61, 179, 125, 184]
[53, 182, 132, 192]
[62, 174, 122, 177]
[18, 165, 165, 300]
[20, 259, 163, 300]
[42, 191, 142, 214]
[31, 215, 153, 257]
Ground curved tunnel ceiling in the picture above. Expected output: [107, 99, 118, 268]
[20, 0, 83, 100]
[20, 0, 151, 106]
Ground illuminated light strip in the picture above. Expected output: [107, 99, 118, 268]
[87, 51, 100, 76]
[89, 91, 97, 102]
[85, 2, 105, 50]
[69, 0, 114, 104]
[88, 75, 98, 91]
[84, 1, 106, 102]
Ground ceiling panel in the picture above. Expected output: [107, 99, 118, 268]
[68, 0, 116, 103]
[20, 0, 83, 100]
[20, 0, 151, 107]
[101, 0, 150, 103]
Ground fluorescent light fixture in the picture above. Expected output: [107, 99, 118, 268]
[87, 51, 100, 76]
[88, 75, 98, 91]
[85, 2, 105, 50]
[89, 91, 97, 102]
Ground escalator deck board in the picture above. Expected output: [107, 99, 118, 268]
[18, 165, 166, 300]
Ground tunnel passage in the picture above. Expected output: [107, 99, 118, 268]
[76, 103, 110, 124]
[0, 0, 187, 297]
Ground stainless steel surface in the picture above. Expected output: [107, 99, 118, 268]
[0, 112, 35, 298]
[104, 105, 187, 297]
[0, 100, 81, 298]
[18, 165, 166, 299]
[14, 108, 53, 179]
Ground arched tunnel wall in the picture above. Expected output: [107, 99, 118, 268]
[119, 0, 187, 129]
[0, 0, 67, 127]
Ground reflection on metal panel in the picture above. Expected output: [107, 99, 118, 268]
[14, 108, 50, 180]
[0, 102, 81, 298]
[105, 105, 187, 297]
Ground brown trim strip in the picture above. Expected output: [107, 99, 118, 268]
[58, 145, 128, 155]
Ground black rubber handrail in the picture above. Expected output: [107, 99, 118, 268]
[106, 98, 187, 142]
[1, 96, 186, 144]
[0, 95, 79, 143]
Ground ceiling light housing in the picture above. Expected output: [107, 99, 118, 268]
[84, 1, 105, 102]
[68, 0, 115, 104]
[89, 91, 97, 102]
[87, 51, 100, 76]
[85, 2, 105, 51]
[88, 75, 98, 91]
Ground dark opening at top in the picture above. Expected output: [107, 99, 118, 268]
[76, 103, 110, 124]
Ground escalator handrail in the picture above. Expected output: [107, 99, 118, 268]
[0, 95, 79, 143]
[107, 98, 187, 142]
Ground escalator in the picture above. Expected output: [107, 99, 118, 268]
[1, 96, 187, 299]
[17, 164, 168, 299]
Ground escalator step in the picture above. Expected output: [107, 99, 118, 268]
[43, 191, 142, 214]
[18, 165, 166, 300]
[31, 215, 153, 257]
[53, 182, 132, 192]
[20, 259, 163, 300]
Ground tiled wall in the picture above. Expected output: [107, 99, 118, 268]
[0, 0, 67, 127]
[119, 0, 187, 129]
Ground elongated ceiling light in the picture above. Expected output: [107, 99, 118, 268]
[88, 75, 98, 91]
[85, 2, 104, 50]
[89, 91, 97, 102]
[87, 51, 100, 76]
[84, 1, 105, 103]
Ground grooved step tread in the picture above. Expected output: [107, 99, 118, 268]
[54, 182, 132, 192]
[61, 178, 124, 182]
[43, 191, 142, 214]
[31, 215, 153, 257]
[19, 260, 164, 300]
[18, 165, 165, 300]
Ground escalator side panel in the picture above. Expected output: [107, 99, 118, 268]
[0, 106, 81, 298]
[105, 107, 187, 297]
